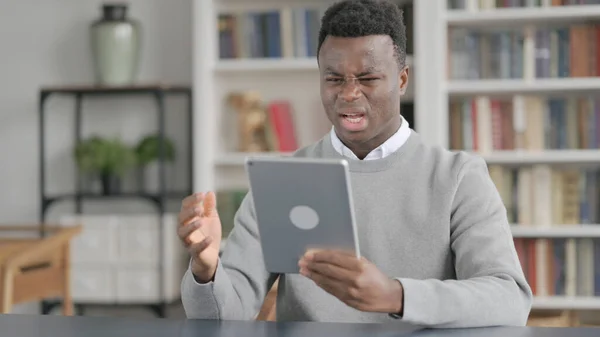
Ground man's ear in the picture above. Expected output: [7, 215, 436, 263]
[398, 66, 409, 95]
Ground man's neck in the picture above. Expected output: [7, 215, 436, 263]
[338, 115, 403, 160]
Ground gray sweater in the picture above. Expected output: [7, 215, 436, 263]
[181, 131, 533, 328]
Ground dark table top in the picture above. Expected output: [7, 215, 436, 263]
[0, 314, 598, 337]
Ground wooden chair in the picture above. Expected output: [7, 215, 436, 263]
[527, 310, 579, 327]
[256, 278, 278, 321]
[0, 224, 82, 315]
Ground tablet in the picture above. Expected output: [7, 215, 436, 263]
[245, 156, 360, 274]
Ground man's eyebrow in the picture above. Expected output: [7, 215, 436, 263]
[323, 66, 381, 76]
[356, 71, 378, 77]
[357, 65, 382, 76]
[323, 67, 341, 75]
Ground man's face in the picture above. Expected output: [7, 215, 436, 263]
[318, 35, 408, 152]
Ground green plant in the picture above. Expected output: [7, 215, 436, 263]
[74, 136, 105, 174]
[102, 138, 136, 176]
[73, 136, 135, 177]
[134, 134, 176, 166]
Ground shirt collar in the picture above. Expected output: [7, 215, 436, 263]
[330, 115, 411, 160]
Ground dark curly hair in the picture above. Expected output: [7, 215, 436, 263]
[317, 0, 407, 67]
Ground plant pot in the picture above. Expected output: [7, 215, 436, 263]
[137, 162, 173, 194]
[136, 166, 145, 193]
[101, 173, 121, 195]
[78, 172, 100, 194]
[90, 4, 141, 86]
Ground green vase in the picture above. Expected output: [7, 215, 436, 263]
[90, 4, 141, 86]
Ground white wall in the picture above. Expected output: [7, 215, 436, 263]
[0, 0, 192, 313]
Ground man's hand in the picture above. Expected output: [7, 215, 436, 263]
[177, 191, 222, 283]
[298, 249, 403, 315]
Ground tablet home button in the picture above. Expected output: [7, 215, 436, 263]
[289, 205, 319, 230]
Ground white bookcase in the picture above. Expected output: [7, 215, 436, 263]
[191, 0, 420, 193]
[191, 0, 600, 313]
[442, 2, 600, 313]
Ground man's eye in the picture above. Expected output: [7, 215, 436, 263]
[326, 78, 342, 82]
[360, 78, 378, 82]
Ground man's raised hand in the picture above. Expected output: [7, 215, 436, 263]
[177, 191, 222, 283]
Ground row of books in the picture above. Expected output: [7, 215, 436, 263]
[218, 8, 323, 59]
[448, 22, 600, 80]
[488, 165, 600, 225]
[217, 1, 414, 60]
[491, 165, 600, 294]
[514, 238, 600, 297]
[449, 95, 600, 152]
[449, 0, 600, 10]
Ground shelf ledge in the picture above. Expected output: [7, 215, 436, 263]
[216, 58, 318, 72]
[447, 5, 600, 27]
[216, 152, 294, 166]
[474, 150, 600, 165]
[511, 225, 600, 238]
[532, 296, 600, 310]
[448, 78, 600, 96]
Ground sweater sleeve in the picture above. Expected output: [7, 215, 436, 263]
[395, 155, 533, 328]
[180, 192, 278, 320]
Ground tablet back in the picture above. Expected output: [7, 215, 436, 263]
[245, 156, 360, 274]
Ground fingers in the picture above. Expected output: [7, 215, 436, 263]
[179, 194, 202, 225]
[301, 262, 366, 311]
[178, 207, 199, 227]
[304, 249, 361, 270]
[203, 191, 218, 217]
[177, 220, 202, 245]
[178, 191, 219, 226]
[189, 236, 213, 257]
[301, 260, 355, 283]
[181, 192, 204, 208]
[178, 193, 206, 227]
[305, 271, 347, 302]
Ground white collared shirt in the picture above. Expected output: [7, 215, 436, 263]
[330, 115, 411, 160]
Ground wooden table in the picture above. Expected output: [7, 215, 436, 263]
[0, 225, 81, 315]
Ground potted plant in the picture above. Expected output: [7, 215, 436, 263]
[74, 136, 135, 195]
[73, 136, 104, 192]
[134, 133, 176, 193]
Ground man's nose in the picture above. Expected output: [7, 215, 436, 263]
[339, 78, 361, 102]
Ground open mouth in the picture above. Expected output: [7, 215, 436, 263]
[340, 114, 365, 124]
[338, 111, 367, 131]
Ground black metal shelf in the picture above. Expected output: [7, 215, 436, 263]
[38, 83, 193, 318]
[41, 191, 190, 214]
[40, 83, 191, 96]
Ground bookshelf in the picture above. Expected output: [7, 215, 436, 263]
[191, 0, 418, 196]
[442, 1, 600, 314]
[189, 0, 600, 317]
